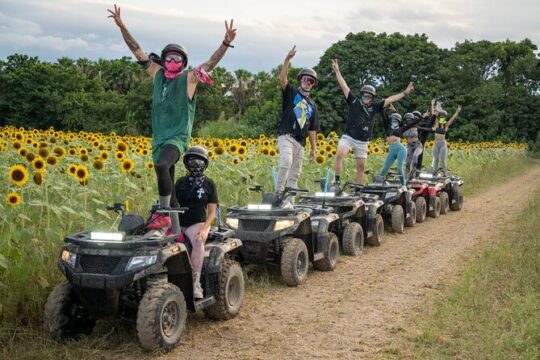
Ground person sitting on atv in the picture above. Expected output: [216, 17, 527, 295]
[431, 101, 462, 172]
[108, 4, 236, 235]
[330, 59, 414, 186]
[275, 46, 319, 207]
[378, 105, 422, 186]
[174, 146, 218, 299]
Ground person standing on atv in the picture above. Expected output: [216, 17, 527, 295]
[275, 46, 319, 205]
[330, 59, 414, 186]
[174, 146, 218, 299]
[108, 4, 236, 235]
[431, 103, 462, 172]
[415, 103, 437, 173]
[404, 110, 427, 180]
[378, 106, 422, 186]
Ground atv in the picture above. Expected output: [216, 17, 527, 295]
[362, 170, 416, 234]
[225, 186, 340, 286]
[43, 203, 244, 351]
[297, 179, 382, 254]
[430, 168, 464, 212]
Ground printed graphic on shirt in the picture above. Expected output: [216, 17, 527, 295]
[293, 93, 313, 129]
[197, 187, 205, 199]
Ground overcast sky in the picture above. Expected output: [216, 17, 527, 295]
[1, 0, 539, 72]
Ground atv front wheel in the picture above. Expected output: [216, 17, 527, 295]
[280, 238, 309, 286]
[341, 222, 364, 256]
[428, 196, 441, 218]
[204, 259, 244, 320]
[391, 205, 405, 233]
[368, 214, 385, 246]
[415, 197, 427, 223]
[439, 192, 450, 215]
[405, 201, 416, 227]
[136, 282, 187, 351]
[450, 191, 464, 211]
[43, 281, 96, 341]
[314, 232, 340, 271]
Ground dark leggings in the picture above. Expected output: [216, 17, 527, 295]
[416, 136, 428, 171]
[154, 144, 180, 207]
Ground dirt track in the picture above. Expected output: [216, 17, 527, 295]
[159, 165, 540, 360]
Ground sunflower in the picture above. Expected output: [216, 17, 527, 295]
[14, 132, 24, 141]
[141, 149, 149, 156]
[8, 164, 29, 186]
[228, 144, 238, 154]
[319, 149, 326, 156]
[32, 157, 46, 172]
[68, 148, 77, 156]
[46, 155, 59, 166]
[67, 164, 78, 176]
[6, 192, 22, 207]
[38, 141, 48, 148]
[372, 145, 382, 154]
[38, 147, 49, 158]
[79, 148, 88, 156]
[263, 140, 270, 146]
[315, 155, 326, 164]
[52, 146, 65, 157]
[325, 145, 333, 153]
[237, 146, 247, 156]
[329, 131, 338, 138]
[116, 142, 128, 152]
[115, 151, 125, 161]
[80, 154, 89, 162]
[93, 159, 104, 170]
[240, 140, 248, 147]
[100, 151, 110, 160]
[33, 171, 44, 186]
[212, 139, 221, 147]
[75, 165, 89, 183]
[231, 158, 240, 165]
[121, 158, 135, 173]
[18, 147, 28, 157]
[261, 147, 269, 156]
[215, 146, 225, 155]
[316, 133, 325, 141]
[269, 149, 277, 156]
[146, 162, 155, 170]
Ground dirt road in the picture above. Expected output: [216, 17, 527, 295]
[160, 165, 540, 360]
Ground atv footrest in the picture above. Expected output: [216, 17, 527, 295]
[194, 296, 216, 311]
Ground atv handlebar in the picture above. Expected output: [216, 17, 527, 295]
[249, 185, 264, 192]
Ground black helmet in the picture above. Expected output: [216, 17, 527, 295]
[403, 113, 415, 122]
[438, 110, 448, 117]
[161, 43, 188, 66]
[412, 110, 422, 119]
[183, 146, 209, 167]
[361, 85, 376, 97]
[390, 113, 402, 122]
[297, 68, 318, 83]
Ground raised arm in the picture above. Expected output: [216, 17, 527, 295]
[431, 98, 437, 115]
[280, 46, 296, 89]
[107, 4, 160, 77]
[199, 19, 237, 73]
[331, 59, 350, 98]
[446, 105, 462, 128]
[383, 81, 414, 108]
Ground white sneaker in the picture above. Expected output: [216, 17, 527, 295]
[193, 281, 204, 299]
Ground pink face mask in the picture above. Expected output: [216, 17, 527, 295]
[164, 60, 184, 79]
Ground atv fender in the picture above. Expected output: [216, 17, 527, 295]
[450, 182, 460, 204]
[312, 214, 339, 257]
[366, 200, 384, 238]
[204, 238, 243, 274]
[428, 195, 437, 211]
[404, 191, 413, 219]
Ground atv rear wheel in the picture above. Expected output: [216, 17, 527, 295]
[204, 259, 244, 320]
[415, 196, 427, 223]
[341, 222, 364, 256]
[314, 232, 340, 271]
[280, 238, 309, 286]
[405, 201, 416, 227]
[368, 214, 385, 246]
[391, 205, 405, 233]
[428, 196, 441, 218]
[136, 282, 187, 351]
[450, 191, 464, 211]
[43, 281, 96, 342]
[439, 191, 450, 215]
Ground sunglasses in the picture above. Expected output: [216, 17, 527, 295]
[165, 53, 184, 63]
[301, 76, 316, 86]
[361, 93, 374, 100]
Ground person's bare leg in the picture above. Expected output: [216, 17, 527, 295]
[334, 145, 350, 182]
[356, 158, 366, 184]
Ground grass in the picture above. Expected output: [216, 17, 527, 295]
[385, 183, 540, 359]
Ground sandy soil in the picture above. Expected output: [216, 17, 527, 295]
[157, 165, 540, 360]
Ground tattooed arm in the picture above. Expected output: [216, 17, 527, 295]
[107, 4, 160, 78]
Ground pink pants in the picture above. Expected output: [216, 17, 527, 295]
[181, 222, 207, 273]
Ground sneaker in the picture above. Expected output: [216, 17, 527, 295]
[147, 213, 171, 230]
[193, 281, 204, 299]
[282, 201, 294, 209]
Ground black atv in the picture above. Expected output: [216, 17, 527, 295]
[362, 170, 416, 234]
[225, 186, 340, 286]
[431, 168, 464, 212]
[298, 179, 379, 255]
[43, 203, 244, 351]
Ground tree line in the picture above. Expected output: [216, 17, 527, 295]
[1, 32, 539, 142]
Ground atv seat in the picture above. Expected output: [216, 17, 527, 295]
[118, 214, 145, 235]
[262, 192, 277, 205]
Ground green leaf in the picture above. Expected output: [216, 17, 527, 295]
[0, 254, 7, 269]
[61, 205, 79, 216]
[18, 213, 32, 222]
[96, 209, 111, 219]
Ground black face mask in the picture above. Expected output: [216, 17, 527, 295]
[186, 157, 206, 187]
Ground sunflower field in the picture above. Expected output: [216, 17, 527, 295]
[0, 125, 529, 327]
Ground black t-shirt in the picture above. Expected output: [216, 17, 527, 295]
[418, 115, 436, 143]
[174, 176, 218, 228]
[344, 92, 385, 142]
[277, 83, 320, 147]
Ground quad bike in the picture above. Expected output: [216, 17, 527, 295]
[225, 186, 340, 286]
[43, 203, 244, 351]
[362, 169, 416, 234]
[429, 168, 464, 212]
[297, 179, 382, 254]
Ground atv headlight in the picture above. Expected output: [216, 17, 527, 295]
[126, 255, 157, 271]
[274, 219, 295, 231]
[419, 172, 433, 179]
[90, 231, 124, 241]
[385, 192, 398, 199]
[225, 217, 239, 229]
[60, 250, 77, 268]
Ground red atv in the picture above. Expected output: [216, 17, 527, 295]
[408, 171, 449, 221]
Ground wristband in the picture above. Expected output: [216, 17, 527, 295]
[222, 41, 234, 48]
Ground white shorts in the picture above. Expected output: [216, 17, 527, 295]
[338, 135, 369, 159]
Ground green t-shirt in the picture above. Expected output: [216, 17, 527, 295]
[151, 68, 196, 163]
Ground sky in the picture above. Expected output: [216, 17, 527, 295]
[0, 0, 539, 72]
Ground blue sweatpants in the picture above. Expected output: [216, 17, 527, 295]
[379, 141, 407, 185]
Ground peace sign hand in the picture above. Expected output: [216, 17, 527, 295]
[285, 45, 297, 61]
[224, 19, 237, 44]
[331, 59, 340, 73]
[107, 4, 124, 28]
